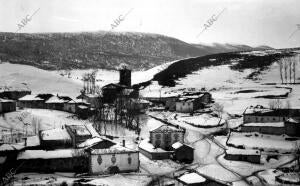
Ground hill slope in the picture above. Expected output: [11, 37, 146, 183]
[0, 31, 272, 70]
[135, 48, 299, 87]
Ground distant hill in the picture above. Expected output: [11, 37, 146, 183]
[134, 48, 299, 87]
[192, 43, 273, 54]
[0, 31, 273, 70]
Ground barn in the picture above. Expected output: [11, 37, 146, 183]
[285, 118, 300, 137]
[175, 172, 207, 186]
[89, 145, 139, 174]
[0, 85, 31, 100]
[16, 149, 89, 173]
[0, 99, 16, 113]
[18, 94, 53, 109]
[66, 125, 93, 147]
[224, 148, 261, 164]
[63, 100, 77, 113]
[40, 128, 72, 149]
[240, 122, 286, 135]
[77, 94, 100, 108]
[175, 92, 212, 113]
[243, 106, 300, 123]
[172, 142, 194, 163]
[138, 139, 172, 160]
[175, 171, 227, 186]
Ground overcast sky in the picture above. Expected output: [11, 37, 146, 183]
[0, 0, 299, 48]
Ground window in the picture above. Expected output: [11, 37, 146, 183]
[174, 133, 179, 141]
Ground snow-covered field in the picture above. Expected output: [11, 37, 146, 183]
[0, 60, 175, 98]
[14, 173, 152, 186]
[0, 63, 82, 97]
[1, 52, 300, 185]
[227, 132, 300, 153]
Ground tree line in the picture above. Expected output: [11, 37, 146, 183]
[278, 55, 299, 84]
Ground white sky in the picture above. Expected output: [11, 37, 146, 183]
[0, 0, 300, 48]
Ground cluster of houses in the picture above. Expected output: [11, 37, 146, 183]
[0, 124, 140, 175]
[224, 105, 300, 164]
[139, 124, 194, 164]
[0, 84, 31, 114]
[143, 90, 212, 113]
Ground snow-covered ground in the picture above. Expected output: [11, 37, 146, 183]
[14, 173, 152, 186]
[0, 63, 82, 97]
[227, 132, 300, 153]
[0, 60, 175, 98]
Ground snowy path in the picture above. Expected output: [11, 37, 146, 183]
[147, 114, 249, 185]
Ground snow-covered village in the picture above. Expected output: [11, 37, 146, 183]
[1, 0, 300, 185]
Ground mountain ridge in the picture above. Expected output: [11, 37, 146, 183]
[0, 31, 273, 71]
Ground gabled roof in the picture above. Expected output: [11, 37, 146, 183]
[0, 143, 24, 152]
[150, 125, 184, 133]
[177, 172, 206, 184]
[66, 125, 91, 136]
[0, 98, 15, 103]
[226, 148, 261, 155]
[45, 96, 67, 103]
[17, 149, 84, 160]
[172, 142, 194, 150]
[172, 142, 183, 149]
[41, 128, 71, 141]
[19, 95, 43, 101]
[102, 83, 128, 89]
[91, 144, 138, 154]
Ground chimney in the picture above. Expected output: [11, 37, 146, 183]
[122, 139, 125, 147]
[119, 68, 131, 87]
[24, 137, 27, 147]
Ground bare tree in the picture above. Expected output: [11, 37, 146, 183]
[289, 57, 292, 83]
[284, 58, 288, 84]
[293, 56, 296, 84]
[285, 100, 291, 109]
[279, 59, 284, 84]
[212, 103, 224, 118]
[268, 99, 282, 110]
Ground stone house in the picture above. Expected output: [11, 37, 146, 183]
[150, 125, 185, 151]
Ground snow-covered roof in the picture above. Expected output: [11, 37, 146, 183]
[150, 125, 184, 133]
[286, 118, 299, 123]
[0, 143, 24, 152]
[226, 148, 260, 155]
[0, 98, 15, 103]
[91, 144, 138, 154]
[17, 149, 84, 160]
[74, 99, 89, 104]
[242, 122, 285, 128]
[45, 96, 67, 103]
[227, 132, 299, 152]
[26, 135, 40, 147]
[77, 137, 103, 148]
[177, 172, 206, 184]
[138, 139, 167, 153]
[138, 99, 150, 104]
[85, 124, 100, 137]
[85, 94, 99, 98]
[41, 128, 71, 141]
[19, 95, 43, 101]
[178, 114, 225, 127]
[172, 142, 183, 149]
[78, 105, 88, 109]
[66, 125, 91, 136]
[244, 107, 273, 115]
[276, 173, 300, 183]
